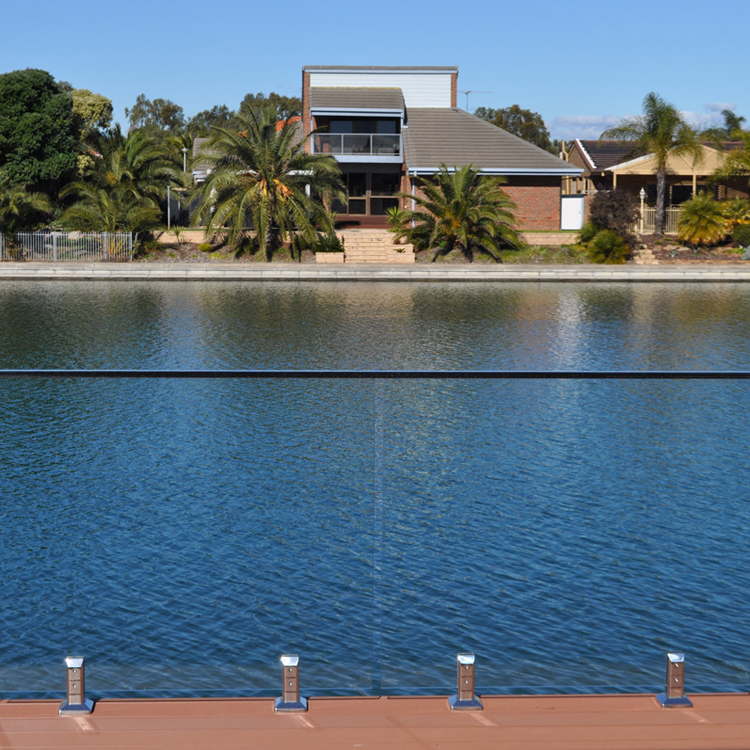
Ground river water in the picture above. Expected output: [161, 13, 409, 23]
[0, 281, 748, 697]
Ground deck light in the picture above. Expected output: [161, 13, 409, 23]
[448, 653, 483, 711]
[655, 652, 693, 708]
[274, 654, 308, 713]
[58, 656, 94, 715]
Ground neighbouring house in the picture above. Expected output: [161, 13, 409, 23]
[564, 139, 749, 204]
[302, 66, 583, 231]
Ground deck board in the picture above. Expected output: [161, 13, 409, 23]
[1, 694, 749, 749]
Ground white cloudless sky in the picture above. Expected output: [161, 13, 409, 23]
[1, 0, 747, 140]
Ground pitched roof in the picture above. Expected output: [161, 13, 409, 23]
[575, 139, 744, 174]
[574, 140, 637, 171]
[404, 109, 581, 175]
[310, 87, 405, 111]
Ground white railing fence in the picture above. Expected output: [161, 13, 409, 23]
[0, 232, 133, 261]
[638, 207, 680, 235]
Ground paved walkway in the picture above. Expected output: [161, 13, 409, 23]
[2, 693, 749, 749]
[2, 262, 750, 281]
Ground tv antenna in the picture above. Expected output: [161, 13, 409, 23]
[459, 90, 492, 111]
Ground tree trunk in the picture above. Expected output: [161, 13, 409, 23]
[655, 166, 667, 237]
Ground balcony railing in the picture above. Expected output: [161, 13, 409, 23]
[313, 134, 401, 157]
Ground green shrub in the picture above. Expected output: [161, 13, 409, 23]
[731, 224, 750, 247]
[314, 232, 344, 253]
[587, 229, 630, 264]
[578, 221, 599, 244]
[723, 197, 750, 227]
[198, 243, 213, 253]
[677, 193, 731, 246]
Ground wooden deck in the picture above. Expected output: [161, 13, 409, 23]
[2, 693, 749, 749]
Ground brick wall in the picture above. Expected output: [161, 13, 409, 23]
[503, 177, 561, 230]
[408, 175, 562, 231]
[451, 72, 457, 108]
[302, 70, 312, 150]
[567, 146, 589, 173]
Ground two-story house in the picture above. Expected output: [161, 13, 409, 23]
[302, 65, 582, 231]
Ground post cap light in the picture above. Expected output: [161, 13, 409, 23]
[59, 655, 94, 715]
[655, 651, 693, 708]
[274, 654, 308, 713]
[448, 652, 483, 711]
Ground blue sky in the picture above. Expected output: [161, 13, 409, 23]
[2, 0, 747, 141]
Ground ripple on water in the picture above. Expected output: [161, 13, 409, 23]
[0, 282, 749, 695]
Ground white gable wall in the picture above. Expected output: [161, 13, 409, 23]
[308, 71, 453, 108]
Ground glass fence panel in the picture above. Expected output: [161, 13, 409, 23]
[343, 134, 372, 155]
[313, 134, 400, 156]
[0, 377, 748, 698]
[2, 280, 750, 698]
[372, 134, 400, 155]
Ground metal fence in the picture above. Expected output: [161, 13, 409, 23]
[0, 232, 133, 262]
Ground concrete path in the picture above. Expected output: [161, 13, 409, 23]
[2, 693, 749, 749]
[1, 262, 750, 281]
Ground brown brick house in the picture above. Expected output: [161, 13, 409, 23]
[302, 66, 582, 231]
[565, 139, 749, 205]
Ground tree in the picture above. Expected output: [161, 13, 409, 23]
[187, 105, 237, 137]
[387, 164, 521, 263]
[239, 92, 301, 122]
[703, 109, 746, 140]
[126, 94, 185, 134]
[475, 104, 553, 152]
[71, 88, 114, 174]
[71, 89, 113, 133]
[712, 130, 750, 185]
[0, 170, 52, 243]
[601, 92, 702, 236]
[0, 68, 80, 190]
[589, 190, 639, 237]
[60, 126, 179, 235]
[192, 107, 344, 260]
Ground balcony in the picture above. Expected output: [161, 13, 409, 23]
[313, 133, 402, 163]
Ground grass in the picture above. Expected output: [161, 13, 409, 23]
[499, 245, 588, 264]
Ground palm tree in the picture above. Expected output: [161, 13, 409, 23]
[702, 109, 747, 141]
[602, 93, 702, 236]
[59, 182, 161, 236]
[192, 107, 344, 260]
[712, 130, 750, 186]
[61, 126, 179, 237]
[85, 125, 181, 203]
[0, 171, 52, 249]
[387, 165, 521, 262]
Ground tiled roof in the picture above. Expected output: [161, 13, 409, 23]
[575, 140, 638, 171]
[310, 87, 405, 110]
[576, 139, 744, 172]
[404, 109, 581, 174]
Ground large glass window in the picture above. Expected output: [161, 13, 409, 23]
[339, 172, 401, 216]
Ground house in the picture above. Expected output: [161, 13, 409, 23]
[565, 139, 749, 205]
[302, 66, 583, 231]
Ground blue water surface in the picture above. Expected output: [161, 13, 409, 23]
[0, 281, 748, 697]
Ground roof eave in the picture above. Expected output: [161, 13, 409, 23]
[310, 107, 405, 118]
[407, 166, 583, 176]
[575, 139, 597, 171]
